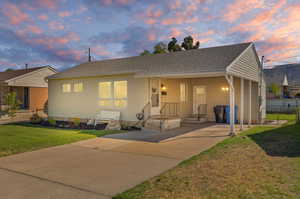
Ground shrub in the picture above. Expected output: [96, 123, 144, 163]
[48, 117, 56, 126]
[5, 92, 21, 118]
[30, 113, 42, 124]
[43, 100, 48, 115]
[71, 118, 81, 128]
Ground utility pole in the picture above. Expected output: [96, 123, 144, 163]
[88, 48, 92, 62]
[259, 56, 264, 124]
[25, 63, 28, 71]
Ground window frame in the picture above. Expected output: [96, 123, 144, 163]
[62, 83, 71, 93]
[73, 82, 84, 93]
[180, 82, 187, 103]
[98, 80, 128, 109]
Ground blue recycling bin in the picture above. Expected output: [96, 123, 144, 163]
[225, 105, 238, 124]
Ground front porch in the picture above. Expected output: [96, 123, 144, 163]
[0, 86, 30, 111]
[145, 75, 260, 134]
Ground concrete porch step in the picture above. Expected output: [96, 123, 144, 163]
[182, 117, 208, 124]
[145, 117, 181, 131]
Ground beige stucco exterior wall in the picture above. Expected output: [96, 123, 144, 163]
[49, 74, 260, 123]
[48, 75, 149, 121]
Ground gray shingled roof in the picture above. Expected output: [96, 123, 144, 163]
[49, 42, 252, 79]
[0, 67, 44, 81]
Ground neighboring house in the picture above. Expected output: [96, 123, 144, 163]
[0, 66, 57, 111]
[48, 42, 265, 134]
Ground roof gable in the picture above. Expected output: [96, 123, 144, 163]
[227, 44, 261, 81]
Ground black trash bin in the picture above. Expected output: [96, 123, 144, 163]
[214, 105, 226, 123]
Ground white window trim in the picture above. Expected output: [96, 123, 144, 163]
[98, 80, 128, 109]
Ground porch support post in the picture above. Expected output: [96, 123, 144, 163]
[248, 80, 252, 126]
[240, 78, 244, 130]
[226, 74, 236, 136]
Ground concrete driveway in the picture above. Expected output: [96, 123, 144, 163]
[0, 125, 234, 199]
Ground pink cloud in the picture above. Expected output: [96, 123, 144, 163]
[26, 25, 43, 34]
[58, 11, 72, 17]
[100, 0, 134, 5]
[48, 21, 65, 30]
[169, 0, 181, 10]
[1, 3, 29, 25]
[56, 49, 83, 61]
[170, 28, 182, 37]
[37, 0, 59, 9]
[38, 14, 48, 21]
[147, 31, 157, 41]
[223, 0, 265, 22]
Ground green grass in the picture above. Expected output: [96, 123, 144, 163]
[114, 114, 300, 199]
[0, 124, 124, 157]
[266, 113, 296, 121]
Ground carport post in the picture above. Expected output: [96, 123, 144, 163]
[226, 75, 235, 136]
[240, 78, 244, 130]
[248, 80, 252, 126]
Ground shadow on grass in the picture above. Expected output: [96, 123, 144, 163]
[248, 123, 300, 157]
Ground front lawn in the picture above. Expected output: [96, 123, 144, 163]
[266, 113, 296, 121]
[0, 124, 123, 157]
[114, 115, 300, 199]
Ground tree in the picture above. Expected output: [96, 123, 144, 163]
[140, 50, 151, 56]
[153, 42, 167, 54]
[5, 92, 21, 118]
[5, 68, 14, 72]
[181, 35, 200, 50]
[270, 83, 281, 98]
[168, 37, 182, 52]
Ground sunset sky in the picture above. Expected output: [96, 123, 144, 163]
[0, 0, 299, 70]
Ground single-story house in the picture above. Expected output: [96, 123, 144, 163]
[48, 42, 266, 134]
[0, 66, 57, 111]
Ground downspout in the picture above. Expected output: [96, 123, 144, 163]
[225, 74, 236, 136]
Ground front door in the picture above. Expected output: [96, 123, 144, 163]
[193, 86, 206, 114]
[150, 78, 161, 115]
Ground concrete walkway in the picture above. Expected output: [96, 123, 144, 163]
[0, 125, 236, 199]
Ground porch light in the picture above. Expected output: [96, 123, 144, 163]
[161, 84, 167, 91]
[221, 87, 229, 91]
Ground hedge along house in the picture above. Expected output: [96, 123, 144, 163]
[47, 42, 266, 134]
[0, 66, 57, 111]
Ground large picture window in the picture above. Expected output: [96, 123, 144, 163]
[99, 80, 127, 108]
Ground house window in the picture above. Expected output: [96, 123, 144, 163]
[62, 83, 71, 93]
[114, 80, 127, 108]
[99, 81, 113, 106]
[180, 83, 187, 102]
[74, 82, 83, 93]
[98, 80, 128, 108]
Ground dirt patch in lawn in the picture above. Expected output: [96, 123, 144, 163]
[114, 124, 300, 199]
